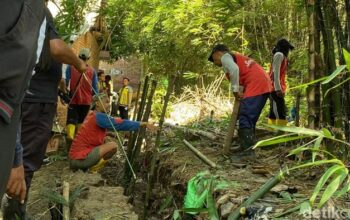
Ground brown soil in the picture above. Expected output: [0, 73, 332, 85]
[27, 160, 138, 220]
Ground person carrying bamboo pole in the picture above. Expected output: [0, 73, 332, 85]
[268, 39, 294, 126]
[69, 93, 156, 172]
[208, 44, 272, 157]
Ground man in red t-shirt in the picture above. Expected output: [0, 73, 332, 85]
[268, 39, 294, 126]
[65, 48, 98, 145]
[69, 93, 155, 171]
[208, 44, 272, 157]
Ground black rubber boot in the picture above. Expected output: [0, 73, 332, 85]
[231, 128, 256, 162]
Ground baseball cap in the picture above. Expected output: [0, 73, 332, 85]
[208, 44, 230, 62]
[79, 48, 90, 60]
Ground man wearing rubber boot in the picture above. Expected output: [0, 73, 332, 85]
[268, 39, 294, 126]
[208, 44, 272, 160]
[65, 48, 98, 147]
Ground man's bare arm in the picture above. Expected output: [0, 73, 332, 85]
[50, 39, 86, 73]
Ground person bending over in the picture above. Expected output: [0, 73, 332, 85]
[69, 93, 155, 171]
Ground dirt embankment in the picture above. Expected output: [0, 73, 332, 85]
[27, 160, 137, 220]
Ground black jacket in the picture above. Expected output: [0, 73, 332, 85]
[0, 0, 45, 124]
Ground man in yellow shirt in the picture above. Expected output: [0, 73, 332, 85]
[118, 77, 133, 119]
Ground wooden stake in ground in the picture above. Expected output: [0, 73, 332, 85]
[183, 139, 217, 168]
[223, 97, 241, 155]
[143, 74, 176, 220]
[63, 181, 70, 220]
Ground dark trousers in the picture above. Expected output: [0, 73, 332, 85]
[0, 106, 20, 199]
[239, 93, 269, 129]
[269, 91, 286, 120]
[2, 103, 56, 219]
[118, 106, 129, 119]
[67, 104, 90, 124]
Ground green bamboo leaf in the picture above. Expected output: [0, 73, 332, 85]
[324, 77, 350, 97]
[343, 48, 350, 70]
[318, 170, 348, 208]
[280, 191, 293, 201]
[299, 201, 312, 215]
[288, 138, 319, 156]
[288, 76, 328, 90]
[290, 159, 343, 171]
[254, 134, 309, 148]
[265, 124, 323, 136]
[335, 178, 350, 198]
[173, 210, 181, 220]
[288, 146, 309, 156]
[312, 137, 323, 162]
[321, 65, 347, 84]
[309, 164, 343, 206]
[321, 128, 333, 138]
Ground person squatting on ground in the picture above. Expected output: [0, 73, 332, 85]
[65, 48, 98, 145]
[118, 77, 133, 119]
[2, 4, 88, 219]
[0, 0, 46, 201]
[69, 93, 156, 171]
[208, 44, 272, 158]
[268, 39, 294, 126]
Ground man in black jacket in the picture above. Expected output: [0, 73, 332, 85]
[0, 0, 46, 202]
[0, 0, 86, 213]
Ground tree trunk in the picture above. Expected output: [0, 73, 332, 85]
[322, 0, 342, 129]
[345, 0, 350, 141]
[317, 0, 332, 126]
[306, 0, 317, 129]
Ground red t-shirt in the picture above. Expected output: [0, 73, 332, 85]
[69, 111, 106, 160]
[70, 66, 95, 105]
[230, 53, 273, 98]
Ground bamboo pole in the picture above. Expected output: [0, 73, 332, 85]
[132, 82, 142, 120]
[164, 122, 217, 141]
[143, 75, 176, 219]
[126, 80, 157, 195]
[228, 172, 284, 220]
[63, 181, 70, 220]
[183, 139, 217, 168]
[132, 80, 157, 165]
[124, 75, 150, 187]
